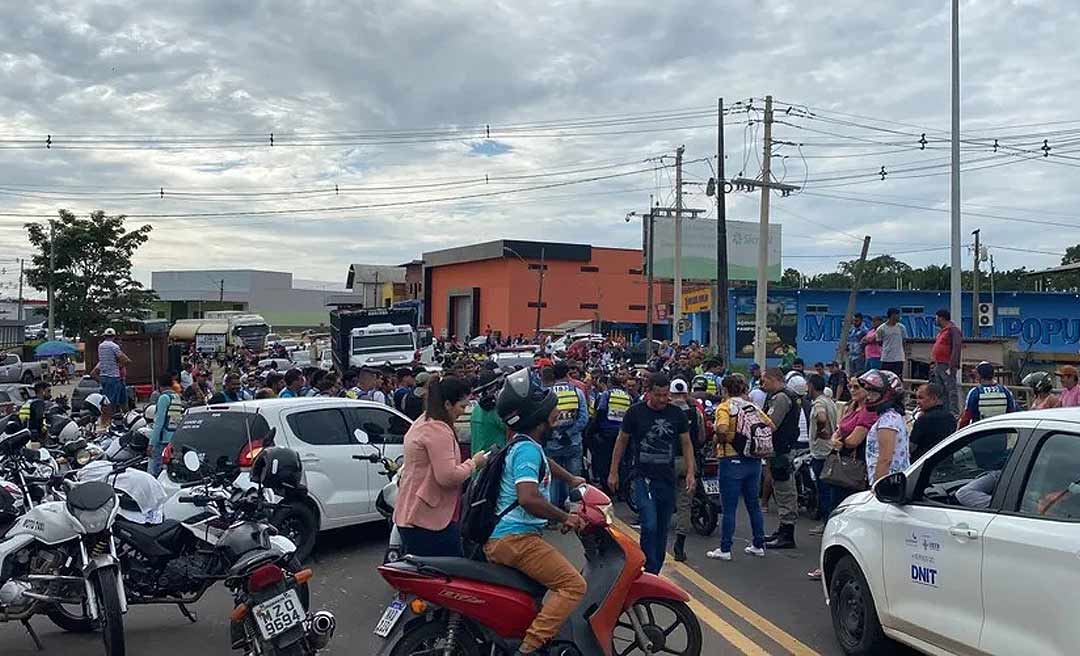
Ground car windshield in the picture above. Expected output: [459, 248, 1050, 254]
[352, 333, 414, 353]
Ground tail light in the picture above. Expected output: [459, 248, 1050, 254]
[248, 563, 284, 593]
[237, 440, 263, 468]
[161, 443, 173, 465]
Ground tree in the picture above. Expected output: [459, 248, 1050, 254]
[24, 210, 157, 339]
[779, 268, 803, 288]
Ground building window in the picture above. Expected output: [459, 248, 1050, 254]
[628, 304, 646, 311]
[527, 264, 549, 271]
[527, 301, 548, 308]
[806, 304, 829, 314]
[580, 303, 599, 310]
[233, 304, 244, 311]
[628, 268, 643, 275]
[580, 266, 599, 273]
[156, 311, 166, 319]
[901, 306, 925, 315]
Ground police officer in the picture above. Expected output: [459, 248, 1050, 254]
[590, 374, 633, 491]
[701, 358, 726, 398]
[547, 362, 589, 512]
[19, 381, 51, 442]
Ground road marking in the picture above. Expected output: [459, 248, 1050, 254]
[612, 517, 821, 656]
[683, 587, 772, 656]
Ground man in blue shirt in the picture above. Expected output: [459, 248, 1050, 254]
[148, 373, 183, 477]
[847, 313, 868, 375]
[960, 361, 1018, 427]
[278, 369, 304, 398]
[488, 370, 587, 656]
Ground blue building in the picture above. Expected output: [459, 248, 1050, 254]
[686, 288, 1080, 366]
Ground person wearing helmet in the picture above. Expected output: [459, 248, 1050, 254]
[487, 369, 587, 656]
[858, 369, 910, 484]
[82, 392, 110, 429]
[147, 373, 183, 477]
[959, 362, 1018, 428]
[1023, 371, 1061, 410]
[669, 378, 705, 562]
[784, 373, 812, 453]
[589, 374, 632, 493]
[18, 381, 51, 442]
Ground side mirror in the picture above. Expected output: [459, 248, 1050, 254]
[568, 486, 586, 503]
[264, 426, 277, 447]
[874, 471, 908, 505]
[354, 428, 369, 445]
[182, 450, 201, 473]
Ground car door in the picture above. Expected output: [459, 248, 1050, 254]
[283, 405, 370, 526]
[343, 404, 411, 514]
[979, 421, 1080, 655]
[880, 424, 1029, 652]
[0, 354, 17, 382]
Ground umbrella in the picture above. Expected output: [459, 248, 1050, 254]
[34, 340, 77, 357]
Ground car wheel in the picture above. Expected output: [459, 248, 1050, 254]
[828, 555, 896, 656]
[22, 371, 34, 384]
[272, 502, 319, 563]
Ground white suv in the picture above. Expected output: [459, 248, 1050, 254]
[163, 398, 409, 561]
[821, 407, 1080, 656]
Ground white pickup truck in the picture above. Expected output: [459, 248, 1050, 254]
[0, 353, 46, 383]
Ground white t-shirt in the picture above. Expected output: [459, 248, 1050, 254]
[877, 322, 908, 363]
[866, 409, 910, 482]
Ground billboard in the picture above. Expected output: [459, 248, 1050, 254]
[649, 218, 781, 282]
[734, 294, 797, 359]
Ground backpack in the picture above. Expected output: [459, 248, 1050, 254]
[460, 435, 547, 556]
[731, 398, 775, 459]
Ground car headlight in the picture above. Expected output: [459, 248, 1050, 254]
[76, 449, 93, 467]
[70, 496, 117, 534]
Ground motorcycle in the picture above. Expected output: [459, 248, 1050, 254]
[691, 455, 721, 537]
[370, 453, 404, 564]
[792, 448, 819, 520]
[0, 425, 128, 656]
[374, 484, 703, 656]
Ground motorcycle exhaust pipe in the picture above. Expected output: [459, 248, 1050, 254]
[308, 610, 336, 650]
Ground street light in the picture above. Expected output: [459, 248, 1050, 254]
[504, 246, 545, 338]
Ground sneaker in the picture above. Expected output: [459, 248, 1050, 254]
[809, 524, 826, 537]
[807, 568, 822, 580]
[705, 549, 732, 561]
[744, 545, 766, 558]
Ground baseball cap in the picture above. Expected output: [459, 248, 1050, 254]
[415, 371, 432, 386]
[1057, 364, 1079, 378]
[976, 361, 995, 379]
[103, 328, 116, 336]
[669, 378, 689, 394]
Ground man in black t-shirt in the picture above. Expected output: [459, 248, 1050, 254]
[609, 373, 696, 574]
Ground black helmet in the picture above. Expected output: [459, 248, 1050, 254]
[475, 370, 501, 411]
[496, 369, 556, 433]
[251, 446, 305, 491]
[1022, 371, 1054, 395]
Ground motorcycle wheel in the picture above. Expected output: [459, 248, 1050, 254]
[272, 502, 319, 563]
[91, 568, 126, 656]
[46, 601, 96, 633]
[389, 618, 481, 656]
[613, 598, 703, 656]
[691, 494, 718, 537]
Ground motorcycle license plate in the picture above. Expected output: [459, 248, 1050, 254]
[374, 595, 407, 638]
[253, 589, 304, 640]
[703, 478, 721, 496]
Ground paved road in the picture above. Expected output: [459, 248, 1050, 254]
[0, 503, 886, 655]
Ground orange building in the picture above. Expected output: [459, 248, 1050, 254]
[423, 240, 672, 340]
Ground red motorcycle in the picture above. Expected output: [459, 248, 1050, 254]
[373, 485, 702, 656]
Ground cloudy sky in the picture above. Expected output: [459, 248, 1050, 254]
[0, 0, 1077, 297]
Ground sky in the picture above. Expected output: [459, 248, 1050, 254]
[0, 0, 1078, 298]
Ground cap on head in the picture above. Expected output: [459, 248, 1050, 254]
[103, 328, 116, 336]
[669, 378, 689, 394]
[1056, 364, 1078, 378]
[976, 361, 995, 380]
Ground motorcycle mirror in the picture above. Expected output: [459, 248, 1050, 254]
[568, 486, 586, 503]
[354, 428, 370, 445]
[182, 450, 201, 473]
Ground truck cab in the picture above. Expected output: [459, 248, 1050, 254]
[349, 323, 417, 368]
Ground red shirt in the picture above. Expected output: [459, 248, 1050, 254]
[932, 322, 962, 368]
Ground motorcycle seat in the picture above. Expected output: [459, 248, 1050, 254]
[116, 517, 186, 547]
[402, 556, 547, 599]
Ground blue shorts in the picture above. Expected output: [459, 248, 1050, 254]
[100, 376, 128, 407]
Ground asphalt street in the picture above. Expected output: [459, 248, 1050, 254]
[0, 497, 902, 656]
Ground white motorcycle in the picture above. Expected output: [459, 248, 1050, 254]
[0, 426, 128, 655]
[369, 453, 403, 563]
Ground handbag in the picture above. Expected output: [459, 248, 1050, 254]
[820, 450, 869, 491]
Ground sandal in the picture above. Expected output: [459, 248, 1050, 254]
[807, 568, 822, 581]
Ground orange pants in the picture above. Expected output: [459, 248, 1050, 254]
[484, 533, 587, 653]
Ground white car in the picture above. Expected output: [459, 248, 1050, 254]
[821, 407, 1080, 656]
[161, 398, 409, 561]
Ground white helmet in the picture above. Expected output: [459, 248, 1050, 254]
[83, 393, 109, 417]
[143, 403, 156, 422]
[787, 375, 808, 397]
[58, 420, 80, 444]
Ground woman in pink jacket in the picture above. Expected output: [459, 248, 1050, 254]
[393, 375, 488, 557]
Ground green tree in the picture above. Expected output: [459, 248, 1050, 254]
[24, 210, 156, 339]
[779, 267, 804, 288]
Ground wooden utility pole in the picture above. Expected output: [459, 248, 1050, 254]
[534, 247, 546, 336]
[645, 195, 655, 350]
[971, 228, 981, 337]
[673, 146, 685, 342]
[16, 259, 24, 323]
[752, 96, 773, 369]
[835, 236, 873, 365]
[711, 97, 730, 362]
[219, 279, 225, 303]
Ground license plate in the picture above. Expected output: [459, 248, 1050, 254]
[703, 478, 721, 496]
[374, 595, 407, 638]
[253, 589, 305, 640]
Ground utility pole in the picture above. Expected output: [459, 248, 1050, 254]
[753, 96, 774, 369]
[711, 98, 730, 362]
[989, 253, 996, 336]
[47, 220, 56, 341]
[971, 228, 981, 337]
[645, 195, 655, 350]
[950, 0, 963, 336]
[673, 145, 685, 343]
[534, 247, 546, 336]
[16, 259, 24, 323]
[835, 236, 873, 365]
[219, 279, 225, 303]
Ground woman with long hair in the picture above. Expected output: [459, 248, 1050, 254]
[393, 375, 488, 557]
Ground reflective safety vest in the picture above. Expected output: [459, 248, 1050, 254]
[163, 393, 185, 432]
[974, 384, 1012, 420]
[17, 400, 33, 424]
[703, 373, 719, 397]
[552, 383, 580, 429]
[606, 389, 632, 422]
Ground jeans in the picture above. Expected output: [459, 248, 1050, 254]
[547, 447, 582, 511]
[399, 522, 464, 558]
[810, 458, 832, 519]
[865, 357, 881, 371]
[147, 443, 164, 477]
[632, 475, 676, 574]
[880, 360, 904, 377]
[719, 458, 765, 552]
[674, 457, 692, 536]
[590, 432, 617, 490]
[770, 452, 798, 526]
[931, 362, 959, 416]
[100, 376, 127, 407]
[485, 533, 586, 653]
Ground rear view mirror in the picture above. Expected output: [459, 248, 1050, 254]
[182, 450, 201, 473]
[568, 486, 586, 503]
[354, 428, 369, 445]
[874, 471, 908, 505]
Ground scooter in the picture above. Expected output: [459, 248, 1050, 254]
[374, 484, 703, 656]
[370, 455, 403, 564]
